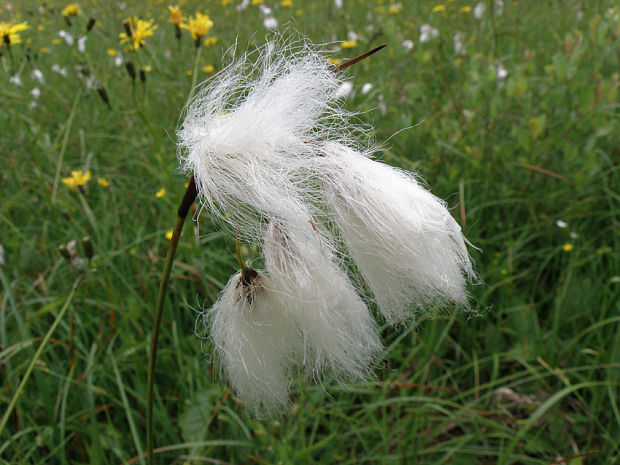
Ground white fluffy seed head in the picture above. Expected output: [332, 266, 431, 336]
[263, 218, 381, 381]
[315, 142, 475, 323]
[206, 270, 303, 417]
[177, 36, 366, 244]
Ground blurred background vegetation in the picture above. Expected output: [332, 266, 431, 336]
[1, 0, 619, 463]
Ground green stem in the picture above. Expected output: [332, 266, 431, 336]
[0, 275, 83, 437]
[186, 45, 202, 106]
[51, 88, 83, 204]
[147, 176, 197, 465]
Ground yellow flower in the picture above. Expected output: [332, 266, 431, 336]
[202, 64, 215, 73]
[388, 3, 403, 14]
[52, 38, 62, 45]
[37, 25, 45, 31]
[97, 178, 110, 188]
[281, 0, 293, 6]
[155, 188, 166, 198]
[432, 4, 446, 12]
[562, 243, 574, 252]
[39, 46, 49, 53]
[203, 36, 217, 46]
[119, 17, 158, 50]
[165, 230, 174, 240]
[252, 0, 264, 4]
[168, 5, 183, 25]
[460, 5, 472, 12]
[106, 48, 117, 56]
[0, 21, 29, 46]
[181, 11, 213, 42]
[186, 69, 193, 76]
[62, 170, 92, 189]
[327, 57, 342, 65]
[341, 40, 357, 49]
[62, 3, 81, 16]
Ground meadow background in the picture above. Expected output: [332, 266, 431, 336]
[1, 0, 619, 463]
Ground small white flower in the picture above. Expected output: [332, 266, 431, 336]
[264, 16, 278, 30]
[496, 63, 508, 81]
[377, 93, 387, 115]
[58, 30, 74, 45]
[419, 24, 439, 43]
[9, 74, 22, 86]
[29, 101, 38, 109]
[236, 0, 249, 10]
[30, 87, 41, 99]
[77, 36, 87, 53]
[114, 53, 123, 67]
[556, 220, 568, 228]
[258, 4, 272, 15]
[54, 65, 67, 77]
[473, 2, 485, 19]
[31, 69, 44, 83]
[347, 30, 358, 41]
[569, 231, 579, 239]
[361, 82, 373, 95]
[495, 0, 504, 15]
[453, 32, 465, 56]
[334, 0, 343, 8]
[117, 1, 127, 10]
[401, 39, 414, 51]
[335, 80, 353, 99]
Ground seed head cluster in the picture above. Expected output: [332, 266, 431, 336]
[177, 36, 476, 417]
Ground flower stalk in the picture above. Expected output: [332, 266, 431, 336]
[146, 176, 196, 465]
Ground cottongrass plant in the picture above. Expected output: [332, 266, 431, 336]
[148, 33, 475, 463]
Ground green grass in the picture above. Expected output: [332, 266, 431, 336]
[1, 0, 619, 463]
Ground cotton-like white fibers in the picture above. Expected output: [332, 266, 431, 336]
[181, 35, 477, 416]
[263, 219, 381, 381]
[177, 37, 361, 244]
[315, 142, 475, 323]
[206, 271, 303, 417]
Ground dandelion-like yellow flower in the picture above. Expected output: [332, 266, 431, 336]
[181, 11, 213, 43]
[562, 243, 574, 252]
[281, 0, 293, 6]
[432, 4, 446, 13]
[204, 36, 217, 46]
[106, 48, 117, 56]
[165, 230, 174, 240]
[203, 64, 215, 73]
[97, 178, 110, 187]
[0, 21, 29, 46]
[252, 0, 264, 4]
[460, 5, 472, 12]
[341, 40, 357, 49]
[155, 188, 166, 198]
[62, 170, 92, 188]
[119, 18, 158, 50]
[168, 5, 183, 26]
[62, 3, 81, 16]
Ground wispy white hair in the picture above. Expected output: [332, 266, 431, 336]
[315, 142, 475, 323]
[263, 218, 381, 381]
[182, 35, 476, 415]
[177, 36, 362, 244]
[207, 271, 303, 417]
